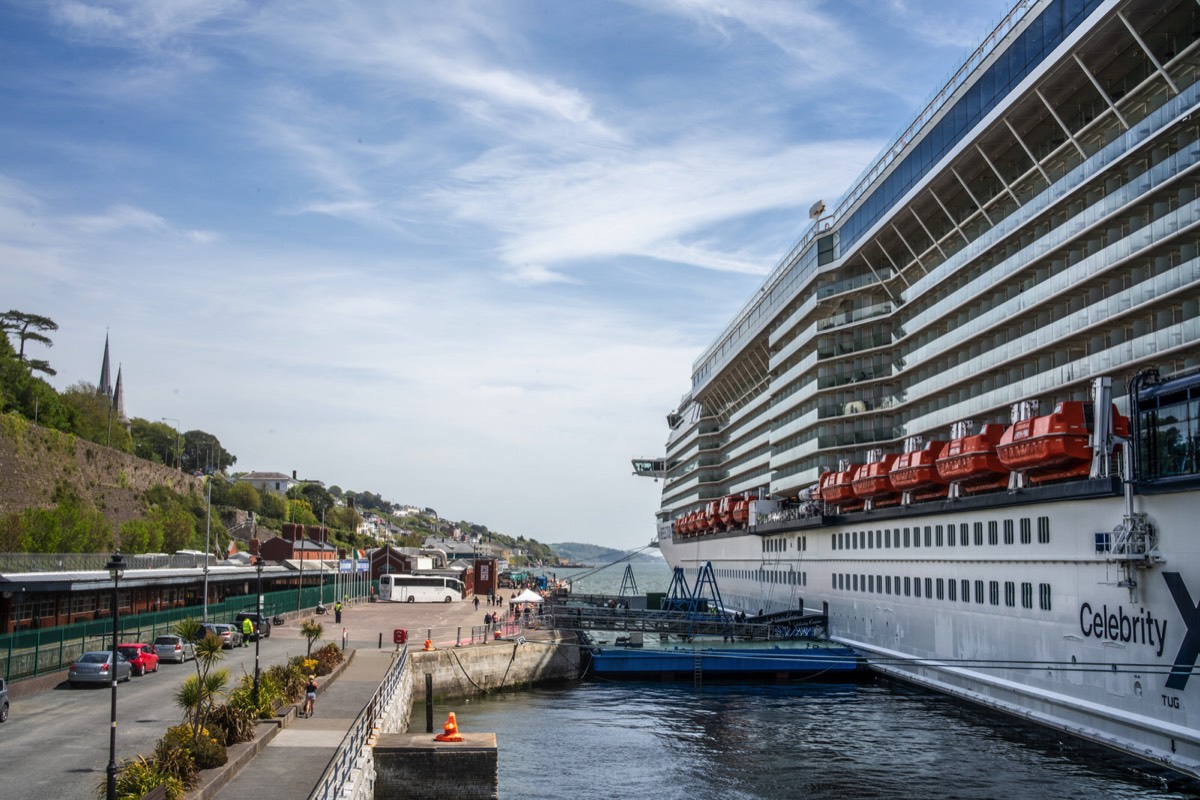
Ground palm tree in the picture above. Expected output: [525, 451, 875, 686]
[300, 619, 324, 657]
[174, 618, 226, 733]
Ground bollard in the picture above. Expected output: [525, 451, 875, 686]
[342, 628, 347, 650]
[378, 631, 383, 649]
[425, 673, 434, 734]
[456, 626, 461, 647]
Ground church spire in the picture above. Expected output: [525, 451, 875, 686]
[98, 332, 112, 398]
[113, 364, 127, 424]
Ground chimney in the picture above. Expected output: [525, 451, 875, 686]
[292, 469, 297, 480]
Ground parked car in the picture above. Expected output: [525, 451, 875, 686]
[1, 677, 8, 722]
[68, 651, 131, 686]
[233, 611, 272, 640]
[117, 643, 159, 676]
[209, 623, 242, 649]
[153, 634, 195, 663]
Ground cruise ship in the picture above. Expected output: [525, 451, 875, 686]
[633, 0, 1200, 780]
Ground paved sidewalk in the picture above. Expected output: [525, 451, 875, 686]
[211, 648, 395, 800]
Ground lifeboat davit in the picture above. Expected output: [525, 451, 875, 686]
[889, 440, 950, 501]
[936, 424, 1009, 493]
[996, 401, 1128, 484]
[822, 464, 863, 511]
[703, 500, 720, 533]
[851, 452, 900, 507]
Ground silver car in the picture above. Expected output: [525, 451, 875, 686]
[210, 623, 243, 649]
[68, 651, 132, 686]
[153, 634, 195, 663]
[0, 677, 8, 722]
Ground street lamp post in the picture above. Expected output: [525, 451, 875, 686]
[253, 558, 264, 706]
[202, 477, 211, 622]
[105, 552, 125, 800]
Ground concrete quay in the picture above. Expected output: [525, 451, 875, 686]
[198, 595, 579, 799]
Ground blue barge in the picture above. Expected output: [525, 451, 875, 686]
[587, 639, 864, 681]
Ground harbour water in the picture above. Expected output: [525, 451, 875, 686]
[468, 557, 1200, 799]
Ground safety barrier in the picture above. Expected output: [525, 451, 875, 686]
[309, 646, 410, 800]
[1, 584, 345, 682]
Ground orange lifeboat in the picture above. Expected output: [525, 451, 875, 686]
[851, 451, 900, 507]
[936, 423, 1009, 493]
[730, 494, 750, 528]
[889, 439, 950, 501]
[703, 500, 720, 533]
[996, 401, 1128, 484]
[822, 463, 863, 511]
[717, 495, 735, 530]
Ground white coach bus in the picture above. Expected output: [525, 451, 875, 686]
[378, 574, 463, 603]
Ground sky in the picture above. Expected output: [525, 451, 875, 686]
[1, 0, 1016, 552]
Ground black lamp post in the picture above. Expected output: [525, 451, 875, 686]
[253, 558, 264, 706]
[105, 551, 125, 800]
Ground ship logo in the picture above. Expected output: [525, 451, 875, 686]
[1164, 572, 1200, 691]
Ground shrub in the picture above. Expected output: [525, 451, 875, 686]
[107, 755, 186, 800]
[209, 702, 257, 745]
[312, 643, 344, 675]
[160, 724, 227, 771]
[267, 662, 306, 702]
[151, 742, 198, 789]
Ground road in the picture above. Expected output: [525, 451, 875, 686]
[0, 597, 498, 800]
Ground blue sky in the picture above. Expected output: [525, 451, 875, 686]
[2, 0, 1013, 551]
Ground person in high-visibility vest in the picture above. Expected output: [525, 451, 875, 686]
[241, 616, 254, 646]
[334, 601, 342, 623]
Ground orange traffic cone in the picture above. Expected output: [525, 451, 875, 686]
[423, 639, 435, 651]
[434, 712, 463, 742]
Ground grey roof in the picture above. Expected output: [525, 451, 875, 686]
[0, 564, 291, 593]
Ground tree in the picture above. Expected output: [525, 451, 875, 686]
[175, 618, 227, 734]
[299, 484, 333, 520]
[227, 482, 261, 515]
[180, 429, 236, 474]
[60, 382, 132, 451]
[0, 310, 58, 377]
[300, 619, 324, 657]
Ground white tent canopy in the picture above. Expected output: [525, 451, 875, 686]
[512, 588, 544, 603]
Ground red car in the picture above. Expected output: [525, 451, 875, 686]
[116, 643, 159, 676]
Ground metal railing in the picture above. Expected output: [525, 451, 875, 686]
[309, 646, 409, 800]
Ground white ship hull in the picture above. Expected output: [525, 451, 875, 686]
[658, 484, 1200, 778]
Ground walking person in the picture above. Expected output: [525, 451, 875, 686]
[241, 615, 254, 646]
[334, 600, 342, 624]
[474, 596, 480, 611]
[304, 674, 318, 718]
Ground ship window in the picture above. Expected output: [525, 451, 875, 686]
[913, 528, 921, 548]
[988, 521, 999, 546]
[904, 527, 911, 547]
[990, 581, 1000, 606]
[868, 575, 875, 592]
[904, 577, 912, 596]
[802, 572, 807, 587]
[886, 575, 893, 594]
[925, 577, 933, 598]
[936, 578, 944, 600]
[1039, 583, 1052, 610]
[1021, 582, 1033, 609]
[924, 527, 932, 547]
[960, 526, 969, 547]
[802, 536, 807, 552]
[867, 531, 873, 550]
[948, 580, 957, 601]
[875, 530, 881, 549]
[884, 529, 892, 548]
[914, 578, 922, 598]
[974, 522, 984, 546]
[975, 580, 985, 604]
[853, 574, 859, 591]
[962, 579, 970, 603]
[936, 525, 944, 547]
[1020, 518, 1031, 545]
[1005, 581, 1015, 607]
[1003, 519, 1014, 545]
[1038, 517, 1050, 544]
